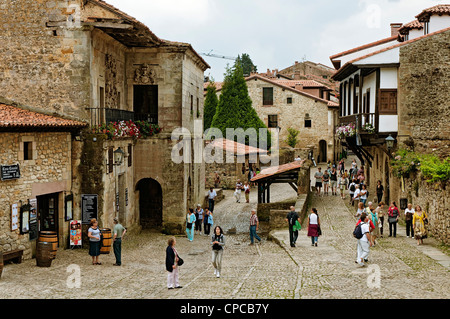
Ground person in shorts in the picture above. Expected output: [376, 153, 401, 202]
[314, 167, 324, 196]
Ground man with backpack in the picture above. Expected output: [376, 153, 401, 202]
[348, 179, 357, 206]
[354, 212, 372, 267]
[285, 206, 300, 247]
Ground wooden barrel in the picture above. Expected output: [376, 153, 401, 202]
[0, 252, 4, 279]
[100, 228, 112, 254]
[38, 231, 58, 259]
[36, 242, 53, 267]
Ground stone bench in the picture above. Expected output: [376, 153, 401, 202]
[2, 249, 23, 264]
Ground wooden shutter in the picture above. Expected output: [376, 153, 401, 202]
[263, 87, 273, 105]
[379, 89, 397, 114]
[108, 147, 113, 173]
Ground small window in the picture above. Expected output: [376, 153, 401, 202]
[268, 114, 278, 128]
[379, 89, 397, 114]
[304, 114, 312, 128]
[128, 144, 132, 167]
[287, 97, 292, 104]
[263, 87, 273, 105]
[23, 142, 33, 160]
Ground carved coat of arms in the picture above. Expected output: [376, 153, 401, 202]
[134, 64, 156, 84]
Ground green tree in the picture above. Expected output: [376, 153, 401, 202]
[236, 53, 257, 76]
[203, 81, 219, 130]
[209, 62, 270, 148]
[285, 127, 299, 148]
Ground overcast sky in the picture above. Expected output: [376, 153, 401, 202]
[106, 0, 441, 81]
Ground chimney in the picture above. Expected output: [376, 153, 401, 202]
[390, 23, 403, 37]
[295, 83, 304, 91]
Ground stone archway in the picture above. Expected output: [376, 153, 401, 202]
[136, 178, 162, 229]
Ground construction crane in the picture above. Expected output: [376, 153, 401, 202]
[200, 50, 237, 61]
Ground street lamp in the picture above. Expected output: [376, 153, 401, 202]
[385, 135, 395, 151]
[114, 147, 125, 166]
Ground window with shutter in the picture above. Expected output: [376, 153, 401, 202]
[108, 147, 113, 173]
[379, 89, 397, 114]
[268, 114, 278, 128]
[263, 87, 273, 105]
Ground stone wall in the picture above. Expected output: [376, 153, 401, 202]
[0, 132, 72, 258]
[398, 29, 450, 158]
[0, 0, 91, 121]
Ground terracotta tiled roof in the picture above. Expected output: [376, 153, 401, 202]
[416, 4, 450, 21]
[0, 103, 88, 130]
[273, 79, 331, 89]
[332, 26, 450, 80]
[398, 19, 424, 34]
[329, 35, 398, 61]
[250, 160, 304, 182]
[205, 138, 268, 155]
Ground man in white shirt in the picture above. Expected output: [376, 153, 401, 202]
[208, 187, 217, 212]
[352, 185, 361, 205]
[234, 180, 243, 203]
[356, 212, 372, 267]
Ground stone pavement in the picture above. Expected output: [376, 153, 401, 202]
[0, 165, 448, 299]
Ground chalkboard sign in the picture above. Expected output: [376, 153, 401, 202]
[81, 194, 98, 224]
[1, 164, 20, 181]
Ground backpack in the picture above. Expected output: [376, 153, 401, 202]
[288, 211, 297, 225]
[353, 222, 364, 239]
[349, 183, 356, 192]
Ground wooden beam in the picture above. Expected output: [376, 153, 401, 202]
[288, 182, 298, 193]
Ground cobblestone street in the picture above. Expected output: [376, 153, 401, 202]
[1, 162, 448, 300]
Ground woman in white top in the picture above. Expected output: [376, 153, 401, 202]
[306, 208, 321, 247]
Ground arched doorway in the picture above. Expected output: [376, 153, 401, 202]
[136, 178, 162, 229]
[319, 140, 327, 163]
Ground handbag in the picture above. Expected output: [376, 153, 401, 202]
[177, 256, 184, 266]
[317, 225, 322, 236]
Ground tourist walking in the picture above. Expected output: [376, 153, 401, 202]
[244, 181, 251, 203]
[186, 208, 196, 242]
[306, 208, 321, 247]
[376, 180, 384, 203]
[355, 212, 372, 267]
[366, 202, 379, 245]
[211, 226, 225, 278]
[352, 184, 361, 206]
[348, 179, 357, 206]
[322, 169, 330, 195]
[87, 218, 102, 265]
[207, 187, 217, 212]
[166, 237, 182, 289]
[338, 174, 347, 199]
[112, 218, 127, 266]
[376, 201, 385, 237]
[195, 204, 204, 235]
[387, 201, 399, 237]
[249, 209, 261, 245]
[359, 184, 368, 206]
[355, 201, 365, 219]
[413, 205, 428, 245]
[286, 206, 300, 247]
[330, 167, 338, 195]
[203, 208, 211, 236]
[234, 179, 243, 203]
[314, 167, 324, 196]
[404, 203, 415, 238]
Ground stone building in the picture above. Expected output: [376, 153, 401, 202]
[212, 74, 339, 163]
[0, 102, 87, 259]
[0, 0, 209, 258]
[330, 4, 450, 243]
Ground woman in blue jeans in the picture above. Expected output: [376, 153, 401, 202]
[249, 209, 261, 244]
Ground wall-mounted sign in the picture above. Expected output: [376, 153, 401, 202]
[29, 199, 38, 241]
[1, 164, 20, 181]
[65, 194, 73, 221]
[81, 194, 98, 224]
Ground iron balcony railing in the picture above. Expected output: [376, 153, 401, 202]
[86, 107, 158, 127]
